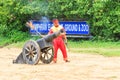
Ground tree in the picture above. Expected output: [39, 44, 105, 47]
[0, 0, 119, 42]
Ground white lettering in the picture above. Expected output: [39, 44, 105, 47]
[64, 24, 78, 31]
[48, 24, 52, 30]
[80, 24, 89, 31]
[34, 23, 47, 31]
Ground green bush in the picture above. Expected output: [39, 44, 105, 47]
[91, 0, 120, 41]
[7, 30, 29, 42]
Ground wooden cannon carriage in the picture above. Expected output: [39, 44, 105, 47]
[13, 29, 64, 65]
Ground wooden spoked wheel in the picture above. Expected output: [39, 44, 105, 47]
[22, 40, 41, 65]
[40, 47, 54, 64]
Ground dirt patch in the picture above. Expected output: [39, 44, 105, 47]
[0, 48, 120, 80]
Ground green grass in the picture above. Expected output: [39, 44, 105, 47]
[69, 48, 120, 56]
[6, 41, 26, 48]
[68, 40, 120, 48]
[1, 37, 120, 57]
[0, 38, 25, 48]
[68, 40, 120, 57]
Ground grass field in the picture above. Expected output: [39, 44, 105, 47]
[68, 40, 120, 57]
[2, 39, 120, 57]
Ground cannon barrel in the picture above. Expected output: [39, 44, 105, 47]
[36, 29, 64, 49]
[44, 29, 63, 42]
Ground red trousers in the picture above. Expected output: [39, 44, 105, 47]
[53, 36, 68, 60]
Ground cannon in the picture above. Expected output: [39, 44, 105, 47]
[13, 29, 64, 65]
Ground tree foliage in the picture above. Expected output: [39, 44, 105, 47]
[91, 0, 120, 41]
[0, 0, 120, 43]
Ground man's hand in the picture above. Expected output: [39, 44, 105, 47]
[60, 33, 66, 36]
[63, 38, 67, 46]
[65, 39, 67, 45]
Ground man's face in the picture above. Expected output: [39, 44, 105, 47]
[53, 20, 59, 27]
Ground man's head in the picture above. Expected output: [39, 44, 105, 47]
[52, 19, 59, 27]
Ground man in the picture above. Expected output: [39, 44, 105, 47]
[48, 19, 70, 63]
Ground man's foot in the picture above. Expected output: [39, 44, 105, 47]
[65, 60, 70, 62]
[53, 60, 57, 63]
[53, 58, 57, 63]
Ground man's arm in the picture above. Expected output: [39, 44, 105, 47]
[48, 29, 53, 34]
[60, 28, 67, 45]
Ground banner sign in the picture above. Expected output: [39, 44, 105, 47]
[30, 21, 90, 35]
